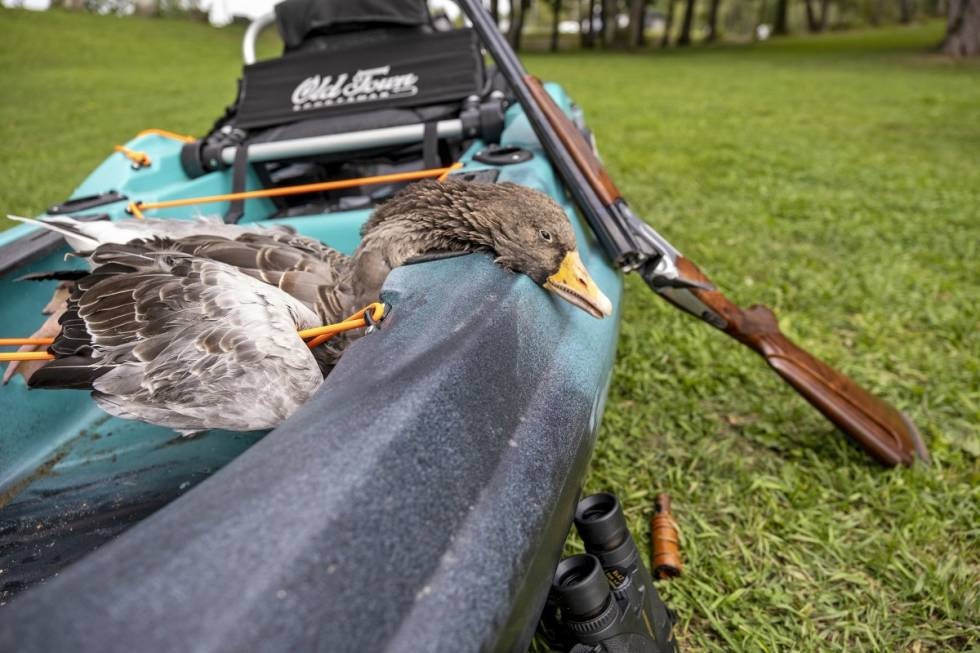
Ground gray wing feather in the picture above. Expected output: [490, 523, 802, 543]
[70, 246, 324, 432]
[26, 215, 356, 323]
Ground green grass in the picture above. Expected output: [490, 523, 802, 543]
[1, 10, 978, 651]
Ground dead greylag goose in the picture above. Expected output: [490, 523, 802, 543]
[13, 180, 612, 433]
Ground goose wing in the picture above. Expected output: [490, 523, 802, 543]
[29, 241, 324, 433]
[12, 215, 356, 321]
[160, 232, 354, 322]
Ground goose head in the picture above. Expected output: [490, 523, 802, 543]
[356, 180, 613, 319]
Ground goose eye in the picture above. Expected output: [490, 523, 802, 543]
[539, 230, 552, 242]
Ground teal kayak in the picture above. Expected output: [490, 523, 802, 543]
[0, 84, 623, 612]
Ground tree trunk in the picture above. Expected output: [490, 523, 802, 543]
[491, 0, 500, 25]
[661, 0, 676, 46]
[705, 0, 721, 41]
[819, 0, 830, 29]
[599, 0, 607, 46]
[869, 0, 883, 24]
[898, 0, 914, 23]
[676, 0, 696, 45]
[773, 0, 789, 34]
[628, 0, 647, 48]
[583, 0, 598, 47]
[804, 0, 820, 30]
[941, 0, 980, 55]
[602, 0, 618, 47]
[507, 0, 530, 50]
[551, 0, 563, 51]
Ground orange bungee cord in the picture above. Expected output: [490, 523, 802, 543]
[127, 165, 463, 219]
[112, 129, 196, 170]
[134, 128, 196, 143]
[0, 303, 387, 363]
[114, 145, 152, 168]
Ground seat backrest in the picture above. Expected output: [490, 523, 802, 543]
[234, 27, 484, 132]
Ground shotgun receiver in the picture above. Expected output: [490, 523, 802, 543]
[458, 0, 928, 467]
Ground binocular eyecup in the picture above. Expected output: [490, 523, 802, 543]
[574, 492, 630, 553]
[552, 554, 612, 622]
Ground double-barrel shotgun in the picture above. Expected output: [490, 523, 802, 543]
[458, 0, 928, 467]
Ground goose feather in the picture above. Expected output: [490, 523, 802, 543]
[29, 241, 323, 432]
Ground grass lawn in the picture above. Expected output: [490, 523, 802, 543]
[1, 9, 977, 651]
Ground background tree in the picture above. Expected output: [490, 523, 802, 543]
[898, 0, 915, 23]
[819, 0, 831, 28]
[661, 0, 677, 45]
[601, 0, 617, 46]
[490, 0, 500, 25]
[941, 0, 980, 54]
[507, 0, 531, 49]
[628, 0, 648, 48]
[804, 0, 821, 29]
[133, 0, 158, 16]
[550, 0, 563, 51]
[705, 0, 722, 41]
[773, 0, 790, 34]
[868, 0, 883, 25]
[676, 0, 696, 45]
[583, 0, 598, 48]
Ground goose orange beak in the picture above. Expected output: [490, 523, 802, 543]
[544, 251, 613, 319]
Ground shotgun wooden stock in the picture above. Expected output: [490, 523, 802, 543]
[523, 75, 928, 467]
[665, 258, 928, 466]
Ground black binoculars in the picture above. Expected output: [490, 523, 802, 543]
[540, 493, 678, 653]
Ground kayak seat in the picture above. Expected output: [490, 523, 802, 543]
[182, 0, 495, 216]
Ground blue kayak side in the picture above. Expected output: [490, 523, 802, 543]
[0, 83, 625, 650]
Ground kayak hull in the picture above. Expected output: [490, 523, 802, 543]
[1, 252, 623, 651]
[0, 84, 625, 651]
